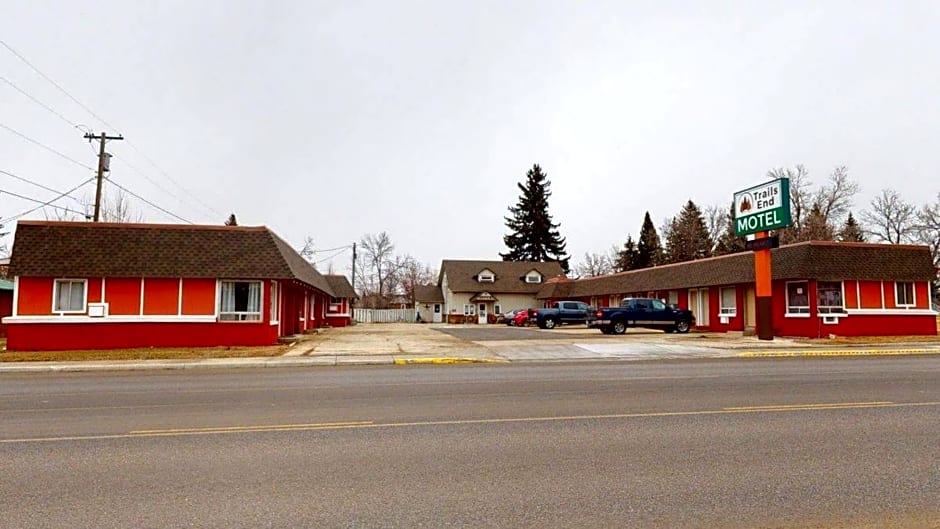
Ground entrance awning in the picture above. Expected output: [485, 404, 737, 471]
[469, 291, 499, 302]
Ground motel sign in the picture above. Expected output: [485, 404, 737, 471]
[733, 178, 792, 237]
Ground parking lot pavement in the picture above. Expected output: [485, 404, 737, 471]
[434, 326, 578, 341]
[300, 323, 490, 357]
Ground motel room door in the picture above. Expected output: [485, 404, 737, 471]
[432, 304, 442, 323]
[689, 288, 710, 328]
[744, 287, 757, 330]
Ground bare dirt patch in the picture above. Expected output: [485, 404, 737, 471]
[306, 323, 482, 356]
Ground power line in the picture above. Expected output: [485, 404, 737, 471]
[106, 178, 193, 224]
[315, 246, 351, 265]
[123, 140, 225, 218]
[0, 39, 120, 133]
[1, 38, 224, 220]
[0, 122, 95, 171]
[0, 75, 79, 128]
[314, 244, 354, 253]
[0, 177, 96, 223]
[110, 154, 215, 218]
[0, 168, 84, 204]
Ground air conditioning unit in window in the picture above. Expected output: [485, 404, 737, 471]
[88, 303, 109, 318]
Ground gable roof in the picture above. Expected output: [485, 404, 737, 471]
[325, 275, 357, 299]
[414, 284, 444, 303]
[9, 221, 335, 296]
[440, 260, 565, 294]
[537, 241, 937, 299]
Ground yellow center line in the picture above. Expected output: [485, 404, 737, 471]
[130, 421, 373, 434]
[723, 401, 893, 411]
[3, 401, 939, 444]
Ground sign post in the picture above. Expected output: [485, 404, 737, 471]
[733, 178, 791, 341]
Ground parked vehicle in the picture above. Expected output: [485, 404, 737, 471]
[587, 297, 695, 334]
[498, 309, 518, 325]
[531, 301, 593, 329]
[513, 309, 533, 327]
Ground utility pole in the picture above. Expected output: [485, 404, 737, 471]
[351, 242, 357, 294]
[350, 242, 357, 325]
[84, 132, 124, 221]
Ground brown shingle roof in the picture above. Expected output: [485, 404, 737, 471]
[538, 241, 936, 299]
[9, 221, 335, 295]
[414, 284, 444, 303]
[440, 260, 565, 294]
[325, 275, 357, 299]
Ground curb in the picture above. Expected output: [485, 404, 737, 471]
[737, 349, 940, 358]
[393, 357, 507, 365]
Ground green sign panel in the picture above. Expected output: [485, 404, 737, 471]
[733, 177, 792, 237]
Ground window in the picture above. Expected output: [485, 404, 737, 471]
[329, 296, 343, 313]
[817, 281, 845, 314]
[651, 299, 667, 311]
[494, 304, 501, 315]
[220, 281, 262, 321]
[478, 270, 495, 283]
[463, 304, 475, 315]
[54, 279, 86, 312]
[667, 290, 678, 306]
[635, 299, 652, 310]
[270, 282, 279, 322]
[895, 282, 915, 306]
[525, 272, 542, 284]
[786, 281, 810, 315]
[720, 287, 736, 316]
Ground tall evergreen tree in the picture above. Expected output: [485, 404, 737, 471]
[614, 236, 639, 272]
[501, 164, 569, 272]
[635, 212, 663, 268]
[802, 203, 835, 241]
[224, 213, 238, 226]
[838, 212, 866, 242]
[664, 200, 713, 263]
[714, 202, 747, 255]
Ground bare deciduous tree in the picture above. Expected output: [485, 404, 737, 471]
[862, 189, 917, 244]
[395, 255, 437, 305]
[768, 164, 811, 242]
[575, 252, 612, 278]
[98, 189, 143, 223]
[915, 193, 940, 297]
[359, 232, 399, 308]
[703, 204, 728, 252]
[816, 165, 860, 225]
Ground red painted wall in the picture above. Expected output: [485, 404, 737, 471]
[858, 281, 883, 309]
[0, 290, 12, 337]
[707, 286, 744, 332]
[106, 278, 142, 315]
[143, 278, 179, 315]
[6, 321, 278, 351]
[17, 277, 53, 315]
[182, 279, 216, 315]
[915, 282, 930, 309]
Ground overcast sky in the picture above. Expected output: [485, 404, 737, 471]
[2, 1, 938, 274]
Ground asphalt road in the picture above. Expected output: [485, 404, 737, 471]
[2, 358, 939, 528]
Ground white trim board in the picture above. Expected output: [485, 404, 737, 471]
[4, 315, 218, 324]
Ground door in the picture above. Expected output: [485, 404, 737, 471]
[744, 287, 756, 329]
[432, 304, 442, 323]
[478, 303, 488, 324]
[689, 288, 710, 327]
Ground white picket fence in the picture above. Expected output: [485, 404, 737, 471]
[354, 308, 415, 324]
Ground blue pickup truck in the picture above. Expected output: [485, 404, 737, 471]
[531, 301, 593, 329]
[586, 297, 695, 334]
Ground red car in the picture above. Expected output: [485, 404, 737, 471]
[513, 308, 533, 327]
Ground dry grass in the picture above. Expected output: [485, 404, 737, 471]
[793, 335, 940, 346]
[0, 344, 288, 363]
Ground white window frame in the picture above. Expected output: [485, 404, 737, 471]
[494, 304, 501, 315]
[525, 272, 542, 284]
[463, 304, 476, 316]
[328, 296, 343, 313]
[269, 281, 279, 325]
[667, 290, 679, 306]
[719, 287, 737, 316]
[52, 279, 88, 314]
[895, 282, 916, 307]
[816, 280, 846, 315]
[785, 280, 810, 317]
[219, 280, 263, 322]
[478, 269, 495, 283]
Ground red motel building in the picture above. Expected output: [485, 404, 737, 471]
[538, 241, 938, 338]
[2, 221, 356, 351]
